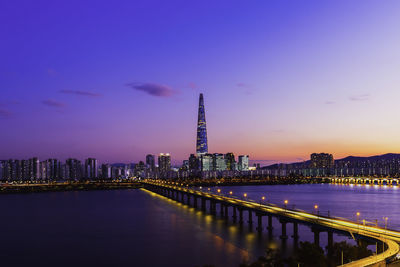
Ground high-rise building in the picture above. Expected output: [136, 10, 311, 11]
[196, 93, 208, 155]
[213, 153, 227, 171]
[200, 154, 213, 171]
[21, 159, 28, 180]
[101, 164, 111, 179]
[158, 153, 171, 173]
[85, 158, 98, 179]
[146, 154, 155, 171]
[29, 157, 39, 180]
[66, 158, 82, 180]
[188, 154, 199, 171]
[47, 159, 60, 180]
[310, 153, 334, 168]
[225, 152, 236, 171]
[0, 161, 3, 180]
[238, 155, 249, 171]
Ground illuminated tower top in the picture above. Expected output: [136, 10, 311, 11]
[196, 93, 208, 155]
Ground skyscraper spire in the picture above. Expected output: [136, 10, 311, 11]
[196, 93, 208, 155]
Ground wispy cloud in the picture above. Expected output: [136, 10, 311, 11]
[187, 82, 197, 89]
[349, 94, 369, 101]
[42, 99, 65, 108]
[0, 101, 20, 106]
[60, 90, 102, 97]
[236, 82, 249, 88]
[47, 68, 57, 76]
[0, 109, 12, 117]
[126, 82, 177, 97]
[325, 100, 335, 105]
[236, 82, 253, 95]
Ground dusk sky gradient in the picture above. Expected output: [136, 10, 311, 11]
[1, 0, 400, 164]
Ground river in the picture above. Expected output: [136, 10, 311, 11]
[0, 184, 397, 266]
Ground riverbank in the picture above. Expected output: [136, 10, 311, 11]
[0, 181, 142, 194]
[171, 177, 325, 187]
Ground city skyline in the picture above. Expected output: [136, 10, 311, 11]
[2, 1, 400, 164]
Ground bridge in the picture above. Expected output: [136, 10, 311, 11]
[328, 177, 400, 185]
[143, 180, 400, 267]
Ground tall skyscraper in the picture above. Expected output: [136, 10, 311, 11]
[196, 93, 208, 155]
[224, 152, 236, 171]
[158, 153, 171, 173]
[213, 153, 227, 171]
[188, 154, 199, 171]
[238, 155, 249, 171]
[146, 154, 155, 171]
[85, 158, 98, 179]
[200, 154, 213, 171]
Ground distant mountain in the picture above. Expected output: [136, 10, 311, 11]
[263, 153, 400, 169]
[338, 153, 400, 162]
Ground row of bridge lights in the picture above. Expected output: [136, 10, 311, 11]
[157, 181, 390, 229]
[204, 187, 390, 227]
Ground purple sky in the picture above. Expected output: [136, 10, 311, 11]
[1, 0, 400, 164]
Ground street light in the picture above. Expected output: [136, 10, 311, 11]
[284, 200, 288, 209]
[244, 193, 247, 199]
[260, 196, 266, 206]
[384, 217, 388, 232]
[229, 191, 233, 195]
[314, 204, 319, 215]
[356, 212, 360, 224]
[217, 189, 221, 193]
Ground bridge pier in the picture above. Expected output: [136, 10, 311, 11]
[181, 192, 184, 203]
[256, 213, 263, 232]
[193, 196, 198, 209]
[280, 219, 288, 239]
[292, 222, 299, 239]
[187, 195, 191, 206]
[312, 227, 321, 247]
[267, 215, 273, 232]
[328, 231, 333, 249]
[248, 210, 253, 224]
[220, 203, 224, 216]
[210, 200, 216, 215]
[238, 208, 244, 225]
[232, 206, 237, 222]
[224, 205, 229, 219]
[201, 198, 206, 212]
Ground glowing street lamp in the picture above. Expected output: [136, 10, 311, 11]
[356, 212, 360, 223]
[314, 204, 319, 215]
[260, 196, 266, 206]
[284, 200, 288, 209]
[243, 193, 247, 199]
[217, 189, 221, 193]
[384, 217, 389, 231]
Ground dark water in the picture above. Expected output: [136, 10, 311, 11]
[0, 184, 397, 267]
